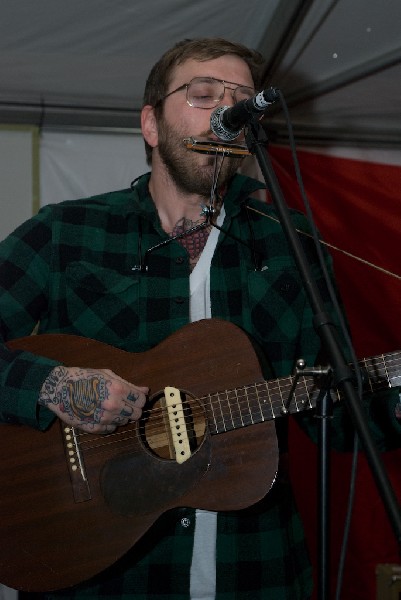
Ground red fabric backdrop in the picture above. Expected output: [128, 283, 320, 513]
[268, 146, 401, 600]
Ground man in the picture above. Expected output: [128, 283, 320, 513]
[1, 38, 401, 600]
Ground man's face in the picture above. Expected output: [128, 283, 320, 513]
[148, 55, 255, 197]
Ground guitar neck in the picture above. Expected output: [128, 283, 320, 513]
[360, 351, 401, 392]
[203, 350, 401, 435]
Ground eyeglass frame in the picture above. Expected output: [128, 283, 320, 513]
[155, 76, 256, 109]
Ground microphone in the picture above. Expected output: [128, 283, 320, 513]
[210, 87, 279, 142]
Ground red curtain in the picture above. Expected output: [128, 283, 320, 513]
[268, 145, 401, 600]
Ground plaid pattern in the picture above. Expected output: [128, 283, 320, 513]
[0, 173, 327, 427]
[2, 172, 400, 599]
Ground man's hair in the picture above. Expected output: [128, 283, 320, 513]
[142, 38, 266, 164]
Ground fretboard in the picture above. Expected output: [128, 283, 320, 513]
[203, 350, 401, 435]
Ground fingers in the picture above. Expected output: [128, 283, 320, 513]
[111, 403, 136, 427]
[100, 374, 149, 430]
[105, 370, 148, 408]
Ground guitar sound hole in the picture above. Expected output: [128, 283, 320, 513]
[140, 390, 206, 461]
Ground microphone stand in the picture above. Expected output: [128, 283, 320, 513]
[243, 117, 401, 599]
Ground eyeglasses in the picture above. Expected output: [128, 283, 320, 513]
[158, 76, 255, 109]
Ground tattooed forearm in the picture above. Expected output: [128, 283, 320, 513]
[39, 366, 109, 425]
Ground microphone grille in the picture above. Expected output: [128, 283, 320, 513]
[210, 106, 242, 142]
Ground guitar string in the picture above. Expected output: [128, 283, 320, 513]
[74, 354, 399, 457]
[71, 384, 377, 459]
[74, 377, 310, 454]
[76, 361, 396, 453]
[77, 375, 311, 443]
[76, 352, 400, 450]
[248, 207, 401, 282]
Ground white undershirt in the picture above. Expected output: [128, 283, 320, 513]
[189, 206, 225, 600]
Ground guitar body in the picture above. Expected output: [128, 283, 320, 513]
[0, 319, 279, 592]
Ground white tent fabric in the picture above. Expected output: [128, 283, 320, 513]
[0, 128, 35, 240]
[0, 586, 16, 600]
[0, 0, 400, 147]
[40, 130, 148, 205]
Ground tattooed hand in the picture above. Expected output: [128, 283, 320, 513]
[38, 366, 148, 434]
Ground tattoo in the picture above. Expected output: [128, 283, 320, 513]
[39, 366, 67, 407]
[127, 392, 139, 404]
[171, 217, 211, 262]
[39, 366, 108, 425]
[120, 407, 133, 418]
[63, 377, 106, 422]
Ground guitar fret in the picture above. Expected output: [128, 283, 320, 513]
[361, 352, 401, 392]
[231, 388, 243, 428]
[244, 386, 255, 426]
[385, 353, 401, 387]
[216, 391, 227, 432]
[245, 384, 262, 421]
[276, 377, 286, 414]
[253, 383, 267, 422]
[227, 389, 238, 429]
[305, 378, 315, 408]
[202, 350, 401, 437]
[292, 377, 306, 412]
[382, 355, 390, 386]
[264, 380, 276, 419]
[266, 378, 288, 418]
[231, 388, 252, 429]
[362, 357, 374, 393]
[255, 383, 272, 420]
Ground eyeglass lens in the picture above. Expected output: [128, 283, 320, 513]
[187, 77, 254, 108]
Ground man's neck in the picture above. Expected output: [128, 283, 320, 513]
[148, 169, 209, 235]
[148, 165, 222, 271]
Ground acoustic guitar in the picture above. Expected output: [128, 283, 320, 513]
[0, 318, 399, 592]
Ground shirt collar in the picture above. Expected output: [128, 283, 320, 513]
[222, 173, 266, 218]
[129, 172, 266, 222]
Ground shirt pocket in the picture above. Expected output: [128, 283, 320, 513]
[65, 261, 140, 346]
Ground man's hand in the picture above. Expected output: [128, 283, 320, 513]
[38, 366, 148, 434]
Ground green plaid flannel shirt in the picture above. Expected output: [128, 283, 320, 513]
[2, 173, 400, 599]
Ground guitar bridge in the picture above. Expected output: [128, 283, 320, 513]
[164, 386, 191, 463]
[61, 422, 92, 503]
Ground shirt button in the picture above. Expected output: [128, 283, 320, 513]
[175, 297, 185, 304]
[180, 517, 191, 528]
[175, 256, 184, 264]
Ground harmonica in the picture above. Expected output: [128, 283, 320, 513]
[183, 137, 251, 157]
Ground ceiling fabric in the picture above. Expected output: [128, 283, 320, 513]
[0, 0, 400, 147]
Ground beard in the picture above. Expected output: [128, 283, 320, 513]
[156, 116, 244, 198]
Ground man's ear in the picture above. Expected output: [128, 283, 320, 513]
[141, 105, 158, 149]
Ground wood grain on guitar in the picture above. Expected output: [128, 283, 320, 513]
[0, 319, 398, 592]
